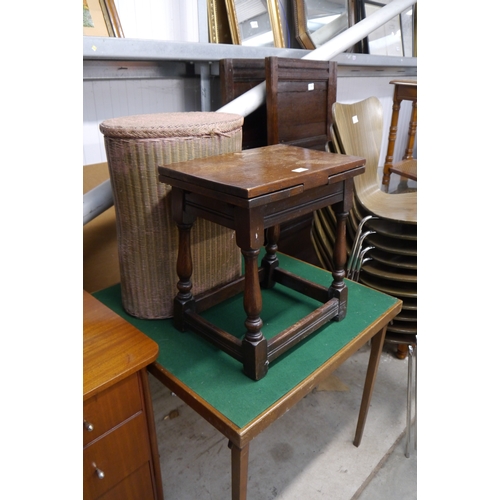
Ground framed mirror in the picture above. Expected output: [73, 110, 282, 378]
[224, 0, 285, 48]
[362, 0, 416, 57]
[83, 0, 124, 37]
[363, 1, 401, 56]
[293, 0, 349, 50]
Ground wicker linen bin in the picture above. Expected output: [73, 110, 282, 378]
[99, 112, 244, 319]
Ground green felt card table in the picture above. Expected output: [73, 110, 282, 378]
[158, 144, 366, 380]
[94, 252, 402, 500]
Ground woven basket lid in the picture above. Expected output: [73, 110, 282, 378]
[99, 112, 244, 139]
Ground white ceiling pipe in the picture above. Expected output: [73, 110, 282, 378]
[83, 0, 415, 225]
[303, 0, 416, 61]
[217, 0, 416, 116]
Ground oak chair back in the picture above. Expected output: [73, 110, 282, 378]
[265, 57, 337, 150]
[219, 58, 268, 150]
[219, 57, 337, 151]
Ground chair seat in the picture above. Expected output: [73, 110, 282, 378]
[354, 179, 417, 224]
[390, 158, 417, 182]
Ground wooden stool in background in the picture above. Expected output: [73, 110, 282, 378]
[382, 80, 417, 191]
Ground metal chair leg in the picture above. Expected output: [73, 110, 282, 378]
[405, 344, 414, 458]
[414, 343, 417, 451]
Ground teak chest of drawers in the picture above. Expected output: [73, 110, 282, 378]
[83, 291, 163, 500]
[158, 144, 365, 380]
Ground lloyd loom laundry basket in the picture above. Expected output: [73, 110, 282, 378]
[99, 112, 244, 319]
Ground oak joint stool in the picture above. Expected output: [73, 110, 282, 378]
[158, 144, 365, 380]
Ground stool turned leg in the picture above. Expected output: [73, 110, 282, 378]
[329, 210, 348, 320]
[241, 248, 268, 380]
[173, 221, 195, 331]
[261, 225, 280, 289]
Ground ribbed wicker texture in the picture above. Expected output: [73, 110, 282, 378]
[100, 112, 244, 319]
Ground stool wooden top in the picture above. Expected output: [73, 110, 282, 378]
[158, 144, 365, 200]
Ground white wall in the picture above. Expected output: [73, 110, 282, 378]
[83, 0, 204, 165]
[114, 0, 200, 41]
[83, 77, 200, 165]
[83, 73, 415, 167]
[83, 1, 415, 166]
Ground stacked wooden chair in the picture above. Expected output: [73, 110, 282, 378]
[314, 96, 416, 333]
[312, 96, 417, 456]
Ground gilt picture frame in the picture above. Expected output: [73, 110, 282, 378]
[208, 0, 233, 44]
[83, 0, 124, 37]
[292, 0, 350, 50]
[224, 0, 285, 48]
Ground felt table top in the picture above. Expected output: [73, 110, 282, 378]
[93, 252, 399, 430]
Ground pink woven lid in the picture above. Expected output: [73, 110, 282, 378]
[99, 112, 244, 139]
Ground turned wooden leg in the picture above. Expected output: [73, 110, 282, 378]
[230, 441, 249, 500]
[261, 225, 280, 289]
[171, 187, 196, 330]
[329, 210, 348, 320]
[396, 343, 408, 359]
[353, 325, 387, 447]
[173, 220, 195, 331]
[241, 248, 268, 381]
[404, 100, 417, 161]
[382, 97, 401, 190]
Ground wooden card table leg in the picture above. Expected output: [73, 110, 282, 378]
[353, 325, 388, 447]
[230, 441, 250, 500]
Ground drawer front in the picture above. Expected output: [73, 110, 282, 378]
[83, 412, 150, 499]
[84, 373, 142, 446]
[96, 462, 155, 500]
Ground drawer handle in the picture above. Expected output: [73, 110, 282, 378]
[95, 467, 105, 480]
[83, 420, 94, 432]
